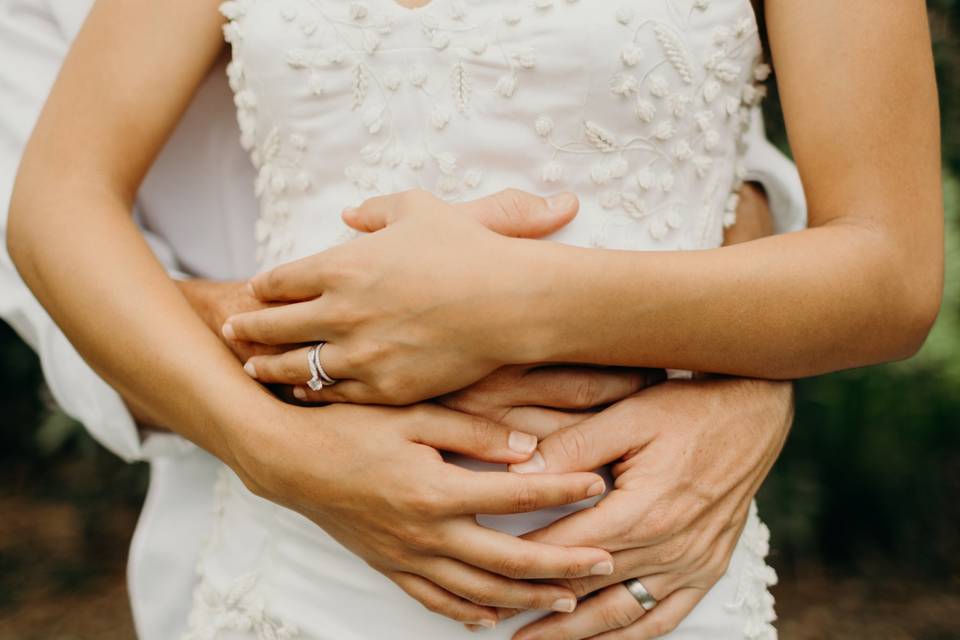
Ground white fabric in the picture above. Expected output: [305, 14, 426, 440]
[184, 1, 782, 638]
[0, 2, 257, 637]
[0, 0, 804, 638]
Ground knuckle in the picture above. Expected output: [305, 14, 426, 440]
[565, 577, 591, 597]
[437, 390, 471, 413]
[280, 357, 302, 381]
[600, 602, 637, 630]
[418, 596, 445, 616]
[512, 478, 541, 513]
[465, 584, 498, 606]
[560, 557, 588, 579]
[490, 189, 526, 232]
[611, 511, 646, 546]
[396, 521, 438, 551]
[348, 340, 386, 372]
[322, 300, 362, 332]
[555, 426, 591, 467]
[500, 187, 525, 208]
[653, 536, 686, 567]
[467, 413, 497, 449]
[571, 375, 603, 408]
[643, 503, 677, 542]
[648, 617, 679, 638]
[403, 485, 447, 520]
[263, 269, 286, 297]
[496, 554, 531, 580]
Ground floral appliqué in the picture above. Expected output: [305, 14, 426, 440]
[533, 0, 769, 245]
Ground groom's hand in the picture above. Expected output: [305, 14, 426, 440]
[437, 365, 666, 438]
[176, 278, 277, 362]
[507, 378, 793, 640]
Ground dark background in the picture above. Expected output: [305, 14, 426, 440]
[2, 3, 959, 638]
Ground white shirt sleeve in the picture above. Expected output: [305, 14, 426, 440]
[0, 0, 192, 461]
[741, 107, 808, 234]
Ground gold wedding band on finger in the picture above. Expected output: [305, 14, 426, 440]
[306, 342, 338, 391]
[623, 578, 658, 611]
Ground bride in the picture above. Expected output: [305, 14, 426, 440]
[7, 0, 941, 638]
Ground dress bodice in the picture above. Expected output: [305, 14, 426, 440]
[188, 5, 780, 638]
[219, 0, 768, 269]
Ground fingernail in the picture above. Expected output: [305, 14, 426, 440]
[243, 361, 258, 379]
[293, 387, 307, 400]
[509, 450, 545, 474]
[590, 561, 614, 576]
[587, 480, 606, 497]
[471, 620, 495, 629]
[546, 192, 576, 213]
[508, 431, 538, 455]
[341, 207, 357, 219]
[551, 598, 577, 613]
[222, 322, 236, 341]
[245, 281, 256, 297]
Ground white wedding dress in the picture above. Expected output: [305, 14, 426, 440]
[184, 1, 778, 638]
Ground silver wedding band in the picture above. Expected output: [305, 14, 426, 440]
[623, 578, 658, 611]
[306, 342, 337, 391]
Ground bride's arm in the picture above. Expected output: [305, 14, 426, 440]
[230, 0, 941, 402]
[527, 0, 943, 378]
[5, 0, 265, 460]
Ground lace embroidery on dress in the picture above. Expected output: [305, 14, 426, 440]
[532, 4, 769, 246]
[726, 501, 779, 639]
[182, 468, 300, 640]
[220, 0, 771, 264]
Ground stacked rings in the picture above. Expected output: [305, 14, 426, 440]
[306, 342, 338, 391]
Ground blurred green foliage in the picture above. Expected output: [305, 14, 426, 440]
[0, 1, 957, 595]
[756, 3, 960, 581]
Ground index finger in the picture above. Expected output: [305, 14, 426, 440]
[442, 466, 606, 516]
[248, 252, 331, 302]
[522, 491, 636, 550]
[446, 520, 614, 581]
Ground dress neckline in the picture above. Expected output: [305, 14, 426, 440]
[386, 0, 433, 13]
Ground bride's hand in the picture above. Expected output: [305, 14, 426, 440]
[224, 189, 566, 405]
[232, 401, 615, 629]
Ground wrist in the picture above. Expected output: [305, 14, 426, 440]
[215, 393, 302, 494]
[502, 239, 617, 365]
[492, 237, 570, 365]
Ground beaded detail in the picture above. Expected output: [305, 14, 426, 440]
[726, 501, 779, 639]
[220, 0, 769, 266]
[182, 468, 300, 640]
[210, 2, 779, 637]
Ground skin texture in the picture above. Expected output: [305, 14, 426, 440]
[175, 186, 790, 638]
[0, 0, 816, 635]
[230, 0, 943, 408]
[508, 378, 792, 639]
[6, 1, 627, 625]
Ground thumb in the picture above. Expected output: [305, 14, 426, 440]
[509, 401, 650, 474]
[456, 189, 579, 238]
[341, 189, 440, 232]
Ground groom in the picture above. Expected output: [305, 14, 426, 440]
[0, 1, 803, 637]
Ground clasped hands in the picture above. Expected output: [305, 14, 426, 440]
[182, 188, 792, 638]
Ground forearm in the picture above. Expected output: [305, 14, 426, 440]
[514, 2, 943, 380]
[8, 186, 272, 466]
[519, 220, 936, 379]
